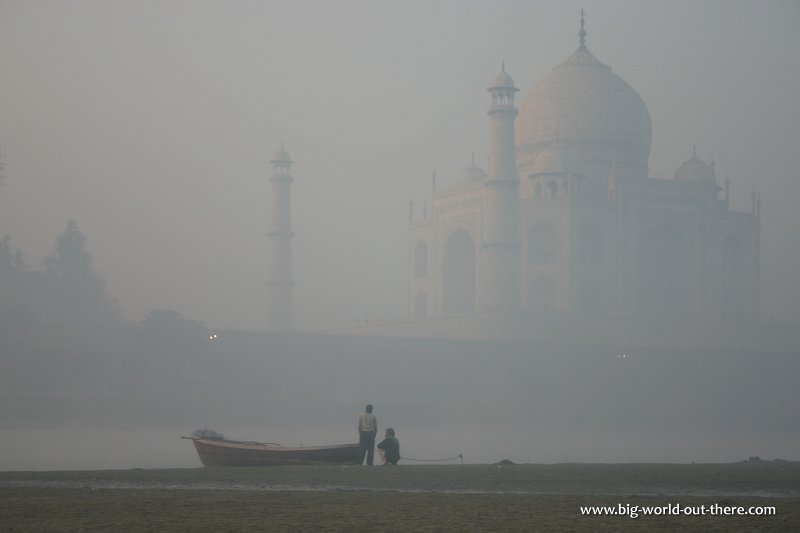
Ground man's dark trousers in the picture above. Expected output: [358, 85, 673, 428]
[358, 431, 376, 465]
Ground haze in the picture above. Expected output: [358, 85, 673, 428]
[1, 0, 798, 330]
[1, 1, 799, 471]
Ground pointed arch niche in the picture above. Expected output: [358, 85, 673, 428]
[527, 275, 556, 313]
[414, 241, 428, 278]
[721, 233, 743, 275]
[442, 228, 476, 314]
[578, 223, 603, 266]
[578, 277, 604, 314]
[636, 222, 688, 317]
[527, 222, 557, 264]
[719, 285, 744, 321]
[414, 289, 428, 318]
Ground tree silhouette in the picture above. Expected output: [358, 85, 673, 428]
[0, 236, 12, 272]
[0, 235, 36, 329]
[141, 309, 207, 339]
[42, 221, 120, 324]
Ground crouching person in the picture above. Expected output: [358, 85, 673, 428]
[377, 427, 400, 465]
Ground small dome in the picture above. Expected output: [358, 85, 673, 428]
[674, 148, 716, 185]
[489, 64, 516, 90]
[272, 143, 292, 163]
[456, 159, 488, 185]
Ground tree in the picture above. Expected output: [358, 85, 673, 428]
[141, 309, 207, 338]
[0, 236, 12, 272]
[13, 249, 28, 271]
[44, 221, 103, 294]
[138, 309, 209, 361]
[0, 236, 30, 274]
[42, 221, 120, 324]
[0, 235, 35, 329]
[0, 237, 14, 326]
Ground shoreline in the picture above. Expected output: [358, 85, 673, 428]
[3, 464, 799, 531]
[2, 462, 798, 496]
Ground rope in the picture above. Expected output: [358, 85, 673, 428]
[400, 453, 463, 464]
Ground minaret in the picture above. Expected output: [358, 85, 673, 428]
[265, 143, 294, 331]
[724, 175, 730, 208]
[481, 64, 521, 312]
[608, 151, 618, 201]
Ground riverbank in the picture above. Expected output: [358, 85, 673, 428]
[1, 463, 798, 531]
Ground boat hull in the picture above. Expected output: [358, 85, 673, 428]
[187, 438, 361, 467]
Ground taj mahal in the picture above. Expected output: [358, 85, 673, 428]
[264, 15, 763, 347]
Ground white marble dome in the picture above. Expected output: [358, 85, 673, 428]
[516, 45, 652, 179]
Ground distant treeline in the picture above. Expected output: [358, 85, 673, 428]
[0, 222, 215, 401]
[0, 221, 120, 329]
[0, 221, 209, 334]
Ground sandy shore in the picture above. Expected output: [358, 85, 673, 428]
[1, 463, 799, 531]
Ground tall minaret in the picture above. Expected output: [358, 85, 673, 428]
[481, 64, 521, 312]
[265, 143, 294, 331]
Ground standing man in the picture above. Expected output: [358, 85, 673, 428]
[357, 404, 377, 465]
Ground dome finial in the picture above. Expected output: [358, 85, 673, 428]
[579, 8, 587, 48]
[692, 144, 697, 158]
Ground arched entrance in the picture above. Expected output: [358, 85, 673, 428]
[442, 228, 476, 314]
[636, 223, 688, 317]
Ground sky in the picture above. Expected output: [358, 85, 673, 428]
[1, 0, 799, 331]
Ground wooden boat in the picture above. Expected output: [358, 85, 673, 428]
[182, 435, 361, 467]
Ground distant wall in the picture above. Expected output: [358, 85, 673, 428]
[329, 313, 800, 353]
